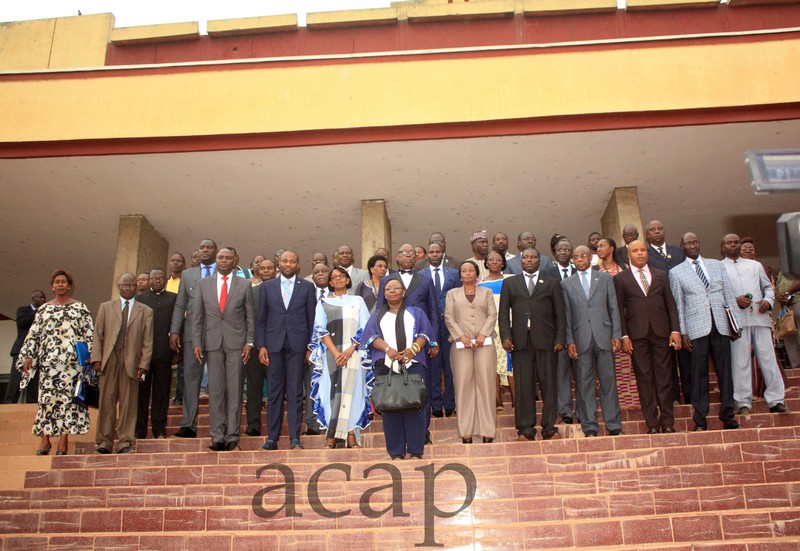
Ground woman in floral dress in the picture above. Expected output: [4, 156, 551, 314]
[18, 269, 94, 455]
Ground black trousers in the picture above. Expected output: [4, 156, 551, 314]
[631, 328, 675, 430]
[690, 318, 735, 428]
[245, 352, 265, 433]
[511, 332, 557, 437]
[4, 355, 38, 404]
[136, 358, 172, 437]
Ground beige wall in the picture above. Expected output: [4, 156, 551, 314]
[0, 320, 17, 376]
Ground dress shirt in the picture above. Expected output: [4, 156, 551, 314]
[557, 263, 573, 280]
[166, 276, 181, 294]
[504, 252, 516, 260]
[119, 297, 134, 322]
[686, 256, 709, 283]
[200, 263, 217, 278]
[523, 271, 539, 287]
[216, 272, 232, 302]
[578, 269, 592, 294]
[379, 311, 417, 372]
[633, 264, 652, 296]
[399, 270, 414, 288]
[315, 286, 330, 301]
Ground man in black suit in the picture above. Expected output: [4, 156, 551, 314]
[499, 248, 566, 441]
[4, 290, 46, 404]
[614, 241, 682, 433]
[379, 243, 441, 441]
[645, 220, 685, 272]
[415, 232, 459, 270]
[257, 250, 316, 451]
[136, 268, 177, 439]
[614, 224, 640, 267]
[552, 238, 579, 424]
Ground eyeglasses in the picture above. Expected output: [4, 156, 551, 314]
[330, 275, 347, 280]
[572, 253, 590, 259]
[398, 250, 415, 256]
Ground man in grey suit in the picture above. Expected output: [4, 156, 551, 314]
[336, 245, 369, 294]
[170, 238, 218, 438]
[561, 246, 623, 437]
[669, 232, 740, 431]
[193, 248, 255, 451]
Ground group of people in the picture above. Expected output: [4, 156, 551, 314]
[9, 221, 794, 458]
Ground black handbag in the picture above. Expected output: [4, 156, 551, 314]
[72, 364, 100, 408]
[370, 360, 428, 413]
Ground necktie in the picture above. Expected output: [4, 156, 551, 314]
[638, 269, 649, 295]
[581, 271, 590, 298]
[562, 268, 568, 280]
[115, 300, 129, 350]
[526, 273, 535, 295]
[433, 268, 441, 295]
[219, 275, 228, 312]
[400, 270, 413, 275]
[693, 260, 709, 288]
[658, 246, 666, 258]
[282, 279, 292, 308]
[318, 288, 325, 302]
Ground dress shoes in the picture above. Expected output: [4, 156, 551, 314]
[36, 446, 52, 456]
[693, 425, 707, 432]
[304, 428, 321, 436]
[561, 416, 573, 425]
[431, 410, 444, 418]
[770, 403, 789, 414]
[483, 437, 494, 443]
[723, 420, 740, 430]
[244, 428, 260, 437]
[261, 440, 278, 451]
[172, 427, 197, 438]
[290, 439, 304, 449]
[56, 450, 67, 456]
[391, 454, 405, 460]
[737, 406, 752, 415]
[226, 441, 240, 451]
[646, 428, 660, 434]
[584, 430, 598, 438]
[135, 432, 146, 440]
[153, 431, 168, 439]
[208, 442, 226, 452]
[409, 454, 424, 459]
[445, 409, 455, 417]
[117, 447, 132, 454]
[661, 427, 676, 434]
[542, 431, 561, 440]
[96, 447, 112, 454]
[516, 432, 535, 442]
[608, 429, 623, 436]
[461, 437, 473, 444]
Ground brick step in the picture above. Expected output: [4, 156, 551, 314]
[2, 509, 800, 549]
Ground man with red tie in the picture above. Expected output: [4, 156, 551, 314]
[192, 248, 255, 451]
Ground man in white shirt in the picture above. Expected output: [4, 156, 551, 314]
[722, 233, 787, 415]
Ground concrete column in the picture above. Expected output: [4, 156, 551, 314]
[111, 215, 169, 298]
[361, 199, 392, 268]
[601, 187, 643, 247]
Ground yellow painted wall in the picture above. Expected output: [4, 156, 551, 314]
[0, 14, 113, 71]
[0, 37, 799, 142]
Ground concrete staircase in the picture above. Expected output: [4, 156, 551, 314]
[1, 371, 800, 550]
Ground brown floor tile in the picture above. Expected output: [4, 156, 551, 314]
[517, 496, 565, 522]
[121, 508, 164, 532]
[598, 469, 640, 493]
[653, 488, 700, 514]
[80, 509, 121, 533]
[744, 484, 791, 509]
[722, 462, 766, 485]
[622, 517, 673, 544]
[764, 459, 800, 483]
[698, 485, 745, 511]
[721, 511, 773, 539]
[671, 513, 723, 541]
[163, 508, 206, 531]
[572, 519, 623, 547]
[38, 511, 80, 533]
[522, 523, 573, 548]
[679, 464, 722, 488]
[608, 491, 655, 517]
[563, 495, 608, 519]
[702, 442, 743, 464]
[639, 466, 682, 490]
[139, 535, 186, 550]
[770, 510, 800, 537]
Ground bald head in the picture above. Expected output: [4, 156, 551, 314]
[627, 240, 649, 269]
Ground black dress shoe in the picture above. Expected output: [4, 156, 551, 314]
[516, 432, 535, 441]
[261, 440, 278, 451]
[482, 437, 493, 443]
[304, 428, 321, 436]
[391, 454, 405, 460]
[290, 439, 304, 449]
[693, 425, 707, 432]
[723, 421, 740, 430]
[244, 429, 260, 437]
[208, 442, 226, 452]
[96, 447, 111, 454]
[409, 454, 424, 459]
[461, 437, 473, 444]
[646, 428, 660, 434]
[135, 433, 146, 440]
[431, 410, 444, 418]
[445, 409, 455, 417]
[584, 430, 598, 437]
[770, 403, 789, 414]
[172, 427, 197, 438]
[662, 427, 676, 433]
[561, 416, 573, 425]
[153, 431, 168, 439]
[608, 429, 623, 436]
[226, 441, 240, 451]
[542, 430, 561, 440]
[117, 447, 132, 454]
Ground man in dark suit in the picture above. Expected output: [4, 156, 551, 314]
[257, 250, 316, 450]
[552, 238, 579, 424]
[91, 273, 154, 454]
[415, 232, 459, 270]
[379, 243, 441, 441]
[505, 232, 557, 278]
[615, 240, 682, 433]
[170, 238, 218, 438]
[419, 242, 462, 417]
[561, 246, 623, 437]
[614, 224, 639, 267]
[193, 248, 255, 451]
[4, 290, 46, 404]
[499, 248, 566, 441]
[135, 268, 177, 439]
[645, 220, 685, 273]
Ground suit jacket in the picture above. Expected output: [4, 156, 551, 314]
[505, 254, 558, 279]
[498, 273, 565, 351]
[377, 271, 441, 337]
[614, 267, 679, 340]
[418, 264, 462, 319]
[10, 305, 36, 356]
[169, 265, 205, 343]
[647, 244, 685, 272]
[415, 255, 459, 271]
[561, 270, 621, 353]
[91, 299, 154, 379]
[347, 267, 370, 295]
[669, 257, 741, 340]
[444, 286, 497, 341]
[256, 276, 316, 354]
[723, 257, 775, 329]
[192, 274, 254, 351]
[136, 290, 177, 363]
[614, 245, 629, 267]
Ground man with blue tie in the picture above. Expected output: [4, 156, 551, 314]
[669, 232, 741, 431]
[257, 251, 316, 450]
[170, 239, 217, 438]
[420, 243, 461, 417]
